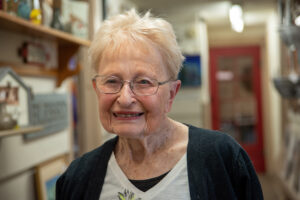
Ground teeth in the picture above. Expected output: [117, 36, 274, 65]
[117, 113, 140, 117]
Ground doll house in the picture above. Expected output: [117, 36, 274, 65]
[0, 67, 31, 128]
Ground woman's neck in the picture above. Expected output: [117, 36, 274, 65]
[114, 119, 188, 179]
[115, 118, 187, 163]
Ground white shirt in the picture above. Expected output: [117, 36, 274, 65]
[99, 152, 190, 200]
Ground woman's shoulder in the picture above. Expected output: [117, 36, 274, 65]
[56, 137, 118, 199]
[188, 124, 238, 145]
[61, 136, 118, 181]
[187, 124, 242, 160]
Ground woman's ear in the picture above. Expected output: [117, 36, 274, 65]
[92, 79, 99, 96]
[166, 80, 181, 113]
[170, 80, 181, 100]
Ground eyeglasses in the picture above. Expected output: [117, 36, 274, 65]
[92, 75, 173, 96]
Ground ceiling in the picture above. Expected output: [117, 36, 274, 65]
[128, 0, 277, 27]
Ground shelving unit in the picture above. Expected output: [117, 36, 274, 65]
[0, 125, 43, 138]
[0, 11, 91, 86]
[0, 62, 58, 78]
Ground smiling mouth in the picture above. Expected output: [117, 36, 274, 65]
[113, 112, 144, 118]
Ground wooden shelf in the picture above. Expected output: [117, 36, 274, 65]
[0, 62, 58, 78]
[0, 11, 90, 47]
[0, 125, 44, 138]
[0, 11, 90, 86]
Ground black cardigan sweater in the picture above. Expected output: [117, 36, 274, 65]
[56, 125, 263, 200]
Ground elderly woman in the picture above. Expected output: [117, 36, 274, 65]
[56, 10, 263, 200]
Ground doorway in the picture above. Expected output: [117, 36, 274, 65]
[209, 46, 265, 172]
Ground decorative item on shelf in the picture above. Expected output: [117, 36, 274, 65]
[0, 102, 17, 130]
[273, 77, 300, 98]
[70, 14, 87, 39]
[61, 0, 88, 38]
[41, 40, 58, 69]
[278, 0, 300, 65]
[30, 0, 42, 25]
[17, 0, 31, 20]
[50, 7, 63, 30]
[0, 67, 32, 128]
[25, 93, 69, 140]
[50, 0, 63, 31]
[275, 0, 300, 99]
[41, 0, 53, 27]
[279, 26, 300, 65]
[273, 44, 300, 98]
[18, 41, 49, 66]
[3, 0, 19, 16]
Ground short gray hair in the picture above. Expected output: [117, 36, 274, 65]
[89, 9, 184, 80]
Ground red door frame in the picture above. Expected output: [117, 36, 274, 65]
[209, 46, 265, 172]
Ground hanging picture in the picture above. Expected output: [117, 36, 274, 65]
[35, 156, 68, 200]
[178, 55, 201, 87]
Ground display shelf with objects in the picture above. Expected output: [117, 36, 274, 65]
[0, 10, 91, 86]
[274, 0, 300, 199]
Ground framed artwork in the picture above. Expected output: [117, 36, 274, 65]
[178, 55, 201, 87]
[35, 156, 68, 200]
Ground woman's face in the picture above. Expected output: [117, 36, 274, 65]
[93, 44, 180, 139]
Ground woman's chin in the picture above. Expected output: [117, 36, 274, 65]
[111, 126, 145, 139]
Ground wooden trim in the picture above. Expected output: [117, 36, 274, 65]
[0, 63, 58, 78]
[0, 11, 91, 47]
[0, 125, 44, 138]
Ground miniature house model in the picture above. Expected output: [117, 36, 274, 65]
[0, 67, 31, 127]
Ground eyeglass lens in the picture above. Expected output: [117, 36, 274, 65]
[94, 76, 159, 96]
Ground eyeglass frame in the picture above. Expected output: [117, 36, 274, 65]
[92, 75, 174, 96]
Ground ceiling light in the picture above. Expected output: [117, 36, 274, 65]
[229, 4, 244, 33]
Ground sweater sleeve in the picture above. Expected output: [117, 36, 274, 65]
[56, 172, 65, 200]
[55, 158, 81, 200]
[232, 149, 264, 200]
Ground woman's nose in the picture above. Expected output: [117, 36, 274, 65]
[116, 82, 136, 106]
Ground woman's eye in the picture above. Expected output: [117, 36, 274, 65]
[136, 79, 152, 85]
[139, 80, 151, 84]
[103, 78, 120, 84]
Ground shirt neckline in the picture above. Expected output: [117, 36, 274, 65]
[109, 151, 187, 199]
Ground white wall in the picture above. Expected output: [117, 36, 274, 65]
[264, 11, 282, 174]
[168, 18, 208, 128]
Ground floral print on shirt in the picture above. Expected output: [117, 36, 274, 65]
[117, 189, 142, 200]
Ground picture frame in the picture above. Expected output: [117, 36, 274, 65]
[35, 155, 68, 200]
[178, 55, 201, 87]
